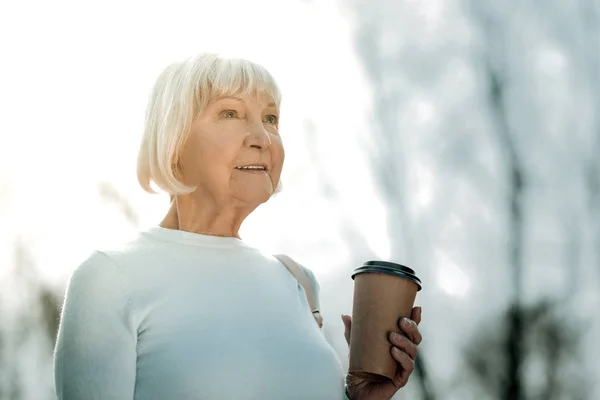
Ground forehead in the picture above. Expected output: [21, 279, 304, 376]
[210, 92, 278, 109]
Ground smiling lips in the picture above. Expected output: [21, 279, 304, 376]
[234, 165, 268, 173]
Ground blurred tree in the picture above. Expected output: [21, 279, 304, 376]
[98, 181, 140, 227]
[0, 236, 60, 399]
[342, 2, 438, 399]
[344, 0, 596, 398]
[0, 181, 137, 399]
[466, 0, 593, 398]
[469, 2, 526, 398]
[462, 299, 588, 400]
[577, 0, 600, 276]
[38, 286, 62, 347]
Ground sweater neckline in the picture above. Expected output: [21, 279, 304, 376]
[144, 226, 254, 250]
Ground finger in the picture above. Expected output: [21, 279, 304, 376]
[391, 347, 415, 388]
[410, 306, 422, 326]
[399, 317, 422, 345]
[388, 332, 417, 360]
[341, 314, 352, 345]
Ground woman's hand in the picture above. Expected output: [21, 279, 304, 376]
[342, 307, 422, 400]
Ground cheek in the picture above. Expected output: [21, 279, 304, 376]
[201, 128, 245, 162]
[180, 136, 240, 183]
[272, 140, 285, 172]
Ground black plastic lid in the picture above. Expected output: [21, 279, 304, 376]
[351, 260, 422, 291]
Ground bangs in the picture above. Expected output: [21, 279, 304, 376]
[195, 57, 281, 111]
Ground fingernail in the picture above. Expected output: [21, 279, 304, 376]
[393, 347, 402, 355]
[390, 332, 401, 341]
[417, 306, 423, 315]
[402, 317, 412, 327]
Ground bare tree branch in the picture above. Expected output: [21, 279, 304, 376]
[468, 2, 527, 398]
[577, 0, 600, 277]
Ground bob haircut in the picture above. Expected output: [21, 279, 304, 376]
[137, 52, 282, 195]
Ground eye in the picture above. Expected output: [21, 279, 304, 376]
[264, 115, 278, 125]
[221, 109, 238, 119]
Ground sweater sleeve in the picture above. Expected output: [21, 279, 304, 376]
[54, 251, 137, 400]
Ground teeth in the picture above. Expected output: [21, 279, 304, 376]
[236, 166, 266, 170]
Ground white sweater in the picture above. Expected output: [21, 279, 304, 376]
[53, 226, 349, 400]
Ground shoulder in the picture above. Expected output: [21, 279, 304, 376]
[59, 250, 136, 328]
[89, 230, 158, 275]
[67, 251, 128, 298]
[70, 251, 120, 283]
[66, 231, 154, 302]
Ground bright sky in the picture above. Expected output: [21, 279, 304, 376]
[0, 0, 392, 283]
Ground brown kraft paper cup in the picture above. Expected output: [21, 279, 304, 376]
[349, 261, 422, 382]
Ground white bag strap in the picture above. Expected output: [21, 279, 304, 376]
[274, 254, 323, 328]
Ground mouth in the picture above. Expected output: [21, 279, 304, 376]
[234, 164, 269, 173]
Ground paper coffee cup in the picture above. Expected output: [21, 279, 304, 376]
[348, 261, 422, 382]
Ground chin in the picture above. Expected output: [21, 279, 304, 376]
[256, 190, 274, 204]
[234, 187, 274, 206]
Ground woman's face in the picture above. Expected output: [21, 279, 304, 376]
[179, 92, 284, 206]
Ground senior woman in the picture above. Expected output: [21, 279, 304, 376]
[53, 53, 423, 400]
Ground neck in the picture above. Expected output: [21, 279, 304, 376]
[160, 194, 254, 239]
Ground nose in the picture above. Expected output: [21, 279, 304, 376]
[244, 122, 271, 150]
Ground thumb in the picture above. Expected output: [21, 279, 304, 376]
[341, 314, 352, 345]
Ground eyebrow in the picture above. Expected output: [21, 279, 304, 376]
[216, 96, 244, 102]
